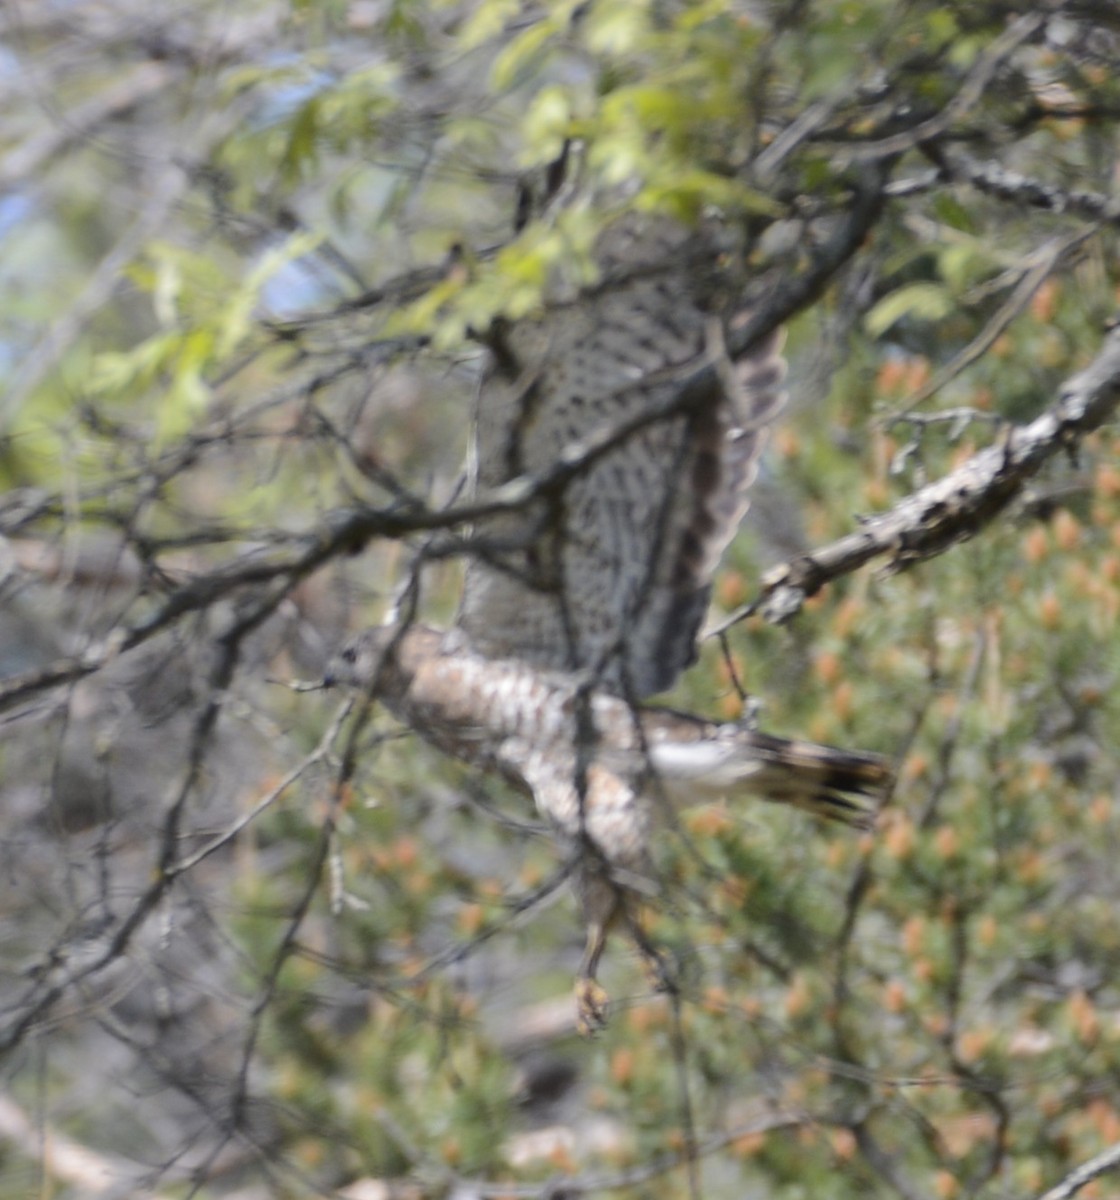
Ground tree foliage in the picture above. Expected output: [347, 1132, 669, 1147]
[2, 2, 1120, 1198]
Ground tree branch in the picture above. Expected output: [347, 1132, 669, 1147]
[0, 1091, 168, 1198]
[711, 324, 1120, 631]
[1037, 1140, 1120, 1200]
[0, 171, 891, 716]
[838, 12, 1048, 162]
[944, 150, 1120, 226]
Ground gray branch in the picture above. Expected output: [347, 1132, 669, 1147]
[714, 324, 1120, 630]
[1037, 1140, 1120, 1200]
[947, 150, 1120, 225]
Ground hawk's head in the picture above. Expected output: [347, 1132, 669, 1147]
[323, 623, 445, 695]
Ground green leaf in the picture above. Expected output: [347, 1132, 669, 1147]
[89, 333, 178, 396]
[382, 275, 466, 339]
[938, 244, 987, 293]
[639, 168, 784, 220]
[586, 1, 650, 55]
[159, 346, 213, 444]
[458, 0, 521, 49]
[219, 229, 323, 356]
[865, 282, 954, 337]
[491, 19, 558, 91]
[280, 96, 322, 184]
[520, 84, 572, 166]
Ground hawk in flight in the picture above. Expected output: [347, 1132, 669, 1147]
[330, 216, 892, 1031]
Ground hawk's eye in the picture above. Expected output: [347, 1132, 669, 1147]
[342, 645, 358, 664]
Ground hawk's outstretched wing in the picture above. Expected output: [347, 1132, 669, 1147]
[456, 218, 787, 698]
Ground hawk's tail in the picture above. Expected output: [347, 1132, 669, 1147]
[732, 730, 892, 828]
[645, 727, 893, 829]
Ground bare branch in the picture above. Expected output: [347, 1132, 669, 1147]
[711, 324, 1120, 631]
[946, 150, 1120, 225]
[880, 227, 1096, 421]
[0, 61, 177, 188]
[0, 587, 288, 1058]
[1037, 1141, 1120, 1200]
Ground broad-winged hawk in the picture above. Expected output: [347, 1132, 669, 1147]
[329, 216, 892, 1031]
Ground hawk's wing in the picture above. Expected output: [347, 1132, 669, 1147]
[456, 218, 787, 698]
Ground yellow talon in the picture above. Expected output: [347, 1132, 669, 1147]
[575, 977, 610, 1036]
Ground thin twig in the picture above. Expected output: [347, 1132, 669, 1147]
[169, 695, 355, 874]
[838, 12, 1048, 162]
[880, 227, 1096, 422]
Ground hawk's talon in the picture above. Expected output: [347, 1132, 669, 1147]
[575, 977, 610, 1036]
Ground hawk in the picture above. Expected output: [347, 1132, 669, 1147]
[329, 216, 892, 1031]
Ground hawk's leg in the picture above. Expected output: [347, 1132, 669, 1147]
[575, 922, 611, 1036]
[574, 859, 679, 1034]
[573, 865, 623, 1036]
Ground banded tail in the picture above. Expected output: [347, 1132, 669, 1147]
[642, 726, 893, 829]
